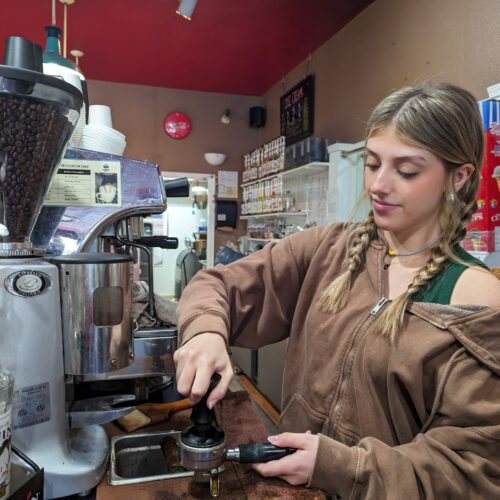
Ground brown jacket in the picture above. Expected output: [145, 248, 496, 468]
[177, 224, 500, 499]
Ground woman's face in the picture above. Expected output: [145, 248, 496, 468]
[364, 125, 447, 236]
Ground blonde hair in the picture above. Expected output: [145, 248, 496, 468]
[320, 82, 484, 342]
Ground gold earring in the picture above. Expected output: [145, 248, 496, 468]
[447, 192, 455, 202]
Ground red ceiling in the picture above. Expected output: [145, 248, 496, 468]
[1, 0, 374, 96]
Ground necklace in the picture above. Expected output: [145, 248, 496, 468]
[384, 233, 443, 270]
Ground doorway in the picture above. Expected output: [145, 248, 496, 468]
[148, 172, 215, 298]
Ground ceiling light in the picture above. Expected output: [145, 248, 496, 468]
[176, 0, 198, 20]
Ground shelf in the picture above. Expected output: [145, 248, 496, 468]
[240, 162, 329, 188]
[240, 212, 308, 220]
[247, 237, 281, 243]
[241, 173, 279, 188]
[280, 161, 329, 180]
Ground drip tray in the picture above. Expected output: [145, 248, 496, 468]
[108, 430, 224, 486]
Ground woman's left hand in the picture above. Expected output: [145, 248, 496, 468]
[252, 432, 319, 486]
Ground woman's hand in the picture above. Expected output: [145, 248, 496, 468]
[253, 432, 319, 486]
[173, 332, 233, 408]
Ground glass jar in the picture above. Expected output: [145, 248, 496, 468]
[0, 367, 13, 499]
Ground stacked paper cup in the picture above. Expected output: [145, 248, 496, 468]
[79, 105, 126, 155]
[62, 73, 86, 148]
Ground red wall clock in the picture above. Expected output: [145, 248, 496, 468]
[163, 111, 191, 139]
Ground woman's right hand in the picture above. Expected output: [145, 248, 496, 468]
[174, 332, 234, 408]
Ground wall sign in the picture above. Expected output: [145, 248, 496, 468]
[217, 170, 238, 199]
[163, 111, 192, 140]
[280, 74, 314, 145]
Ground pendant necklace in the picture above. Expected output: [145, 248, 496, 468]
[383, 233, 443, 270]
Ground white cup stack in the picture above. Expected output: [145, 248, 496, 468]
[62, 73, 86, 148]
[79, 105, 127, 156]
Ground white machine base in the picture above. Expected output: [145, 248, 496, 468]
[0, 260, 108, 498]
[33, 425, 109, 499]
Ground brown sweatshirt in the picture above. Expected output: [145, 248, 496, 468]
[177, 224, 500, 499]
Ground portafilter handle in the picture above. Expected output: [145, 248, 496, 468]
[226, 443, 297, 463]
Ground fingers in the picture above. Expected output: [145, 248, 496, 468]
[207, 364, 234, 408]
[252, 434, 318, 487]
[267, 432, 314, 450]
[252, 454, 298, 477]
[174, 333, 233, 405]
[189, 363, 215, 404]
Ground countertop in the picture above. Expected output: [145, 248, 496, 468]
[96, 391, 326, 499]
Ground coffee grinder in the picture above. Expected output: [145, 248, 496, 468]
[0, 37, 131, 498]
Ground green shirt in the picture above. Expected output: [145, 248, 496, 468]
[411, 246, 487, 305]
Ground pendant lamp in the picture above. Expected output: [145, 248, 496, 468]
[176, 0, 198, 20]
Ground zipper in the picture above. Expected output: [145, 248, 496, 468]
[329, 245, 389, 436]
[330, 304, 383, 428]
[371, 297, 388, 316]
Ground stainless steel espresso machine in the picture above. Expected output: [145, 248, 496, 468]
[0, 37, 184, 498]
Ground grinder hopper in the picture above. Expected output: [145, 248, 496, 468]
[0, 36, 82, 256]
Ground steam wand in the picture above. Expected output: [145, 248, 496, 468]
[114, 223, 157, 320]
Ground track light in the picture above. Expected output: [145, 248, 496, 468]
[176, 0, 198, 20]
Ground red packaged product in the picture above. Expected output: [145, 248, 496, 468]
[464, 123, 500, 252]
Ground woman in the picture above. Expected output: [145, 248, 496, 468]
[174, 83, 500, 498]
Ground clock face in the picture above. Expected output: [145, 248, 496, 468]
[163, 111, 191, 140]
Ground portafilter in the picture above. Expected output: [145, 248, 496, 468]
[178, 374, 296, 497]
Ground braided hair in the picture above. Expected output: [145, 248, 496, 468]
[320, 82, 484, 342]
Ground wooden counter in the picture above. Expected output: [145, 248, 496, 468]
[96, 391, 326, 499]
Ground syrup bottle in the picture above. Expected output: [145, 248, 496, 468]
[0, 367, 13, 499]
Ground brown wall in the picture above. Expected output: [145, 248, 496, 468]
[87, 81, 263, 173]
[263, 0, 500, 143]
[87, 81, 264, 249]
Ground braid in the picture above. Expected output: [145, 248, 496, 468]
[450, 180, 479, 249]
[346, 212, 377, 271]
[407, 246, 449, 296]
[441, 168, 479, 257]
[319, 212, 377, 313]
[378, 244, 448, 342]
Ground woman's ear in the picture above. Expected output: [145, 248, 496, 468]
[454, 163, 474, 192]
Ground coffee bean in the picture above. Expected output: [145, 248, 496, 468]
[0, 94, 73, 241]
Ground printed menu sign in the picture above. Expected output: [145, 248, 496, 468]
[218, 170, 238, 199]
[280, 74, 314, 145]
[45, 159, 122, 207]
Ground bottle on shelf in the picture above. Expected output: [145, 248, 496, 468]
[0, 367, 14, 499]
[283, 191, 295, 212]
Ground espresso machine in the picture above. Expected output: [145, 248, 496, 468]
[0, 36, 185, 498]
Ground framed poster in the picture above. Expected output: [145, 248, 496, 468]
[280, 74, 314, 145]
